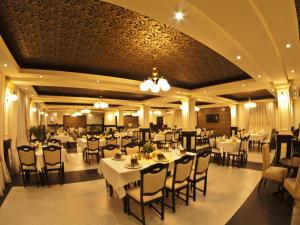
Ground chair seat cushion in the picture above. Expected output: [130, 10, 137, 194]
[46, 164, 61, 169]
[165, 176, 188, 190]
[127, 187, 162, 203]
[189, 170, 206, 181]
[262, 166, 288, 182]
[22, 165, 36, 170]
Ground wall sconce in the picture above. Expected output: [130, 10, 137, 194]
[40, 111, 45, 115]
[195, 106, 200, 112]
[31, 107, 37, 112]
[278, 91, 289, 103]
[153, 110, 162, 115]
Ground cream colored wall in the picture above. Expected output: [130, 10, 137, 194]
[47, 111, 103, 125]
[104, 111, 116, 125]
[294, 99, 300, 128]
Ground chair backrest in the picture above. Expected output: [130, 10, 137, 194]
[173, 155, 194, 184]
[42, 145, 61, 167]
[140, 163, 168, 200]
[200, 130, 205, 137]
[173, 132, 180, 141]
[150, 132, 156, 139]
[262, 144, 271, 171]
[124, 142, 140, 155]
[17, 145, 36, 168]
[133, 131, 141, 139]
[210, 129, 214, 136]
[121, 135, 132, 147]
[239, 136, 250, 153]
[102, 144, 119, 158]
[194, 149, 211, 176]
[106, 136, 118, 146]
[165, 132, 173, 141]
[87, 137, 99, 151]
[205, 130, 210, 136]
[47, 138, 61, 146]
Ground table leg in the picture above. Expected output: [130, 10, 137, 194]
[123, 197, 127, 213]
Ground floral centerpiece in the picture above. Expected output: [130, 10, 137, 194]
[142, 143, 155, 158]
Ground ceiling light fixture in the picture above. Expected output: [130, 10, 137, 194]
[3, 64, 7, 67]
[96, 80, 100, 83]
[10, 92, 18, 101]
[71, 111, 82, 117]
[39, 75, 43, 78]
[94, 95, 108, 109]
[291, 70, 295, 73]
[31, 107, 37, 112]
[244, 98, 256, 108]
[236, 55, 242, 60]
[175, 11, 184, 21]
[257, 74, 261, 78]
[81, 107, 91, 114]
[195, 106, 200, 112]
[242, 84, 246, 87]
[140, 67, 170, 93]
[285, 43, 292, 49]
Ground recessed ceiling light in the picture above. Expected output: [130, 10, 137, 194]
[291, 70, 295, 73]
[31, 94, 34, 97]
[285, 43, 292, 49]
[39, 75, 43, 78]
[236, 55, 242, 60]
[25, 87, 28, 90]
[3, 64, 7, 67]
[175, 11, 184, 21]
[257, 74, 261, 78]
[96, 80, 100, 83]
[242, 84, 246, 87]
[203, 90, 207, 93]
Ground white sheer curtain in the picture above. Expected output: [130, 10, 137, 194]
[0, 73, 11, 196]
[248, 102, 275, 137]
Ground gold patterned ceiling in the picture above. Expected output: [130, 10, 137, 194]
[0, 0, 251, 89]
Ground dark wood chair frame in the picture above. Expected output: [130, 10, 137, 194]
[126, 163, 169, 225]
[227, 136, 250, 167]
[189, 149, 211, 201]
[42, 145, 64, 186]
[85, 137, 100, 165]
[165, 154, 194, 213]
[124, 142, 140, 155]
[17, 145, 39, 187]
[105, 136, 118, 146]
[121, 135, 133, 152]
[47, 138, 62, 146]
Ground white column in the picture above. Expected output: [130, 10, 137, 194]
[139, 105, 150, 128]
[117, 109, 124, 126]
[294, 98, 300, 128]
[276, 85, 292, 134]
[230, 105, 238, 127]
[181, 97, 196, 130]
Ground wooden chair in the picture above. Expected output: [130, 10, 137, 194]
[126, 163, 169, 225]
[133, 131, 141, 144]
[121, 135, 133, 151]
[17, 145, 39, 187]
[85, 137, 100, 164]
[101, 144, 119, 158]
[162, 132, 173, 146]
[105, 136, 118, 146]
[47, 138, 61, 146]
[42, 145, 64, 185]
[189, 149, 211, 201]
[227, 137, 249, 167]
[172, 131, 180, 148]
[258, 144, 288, 192]
[165, 155, 194, 213]
[283, 166, 300, 201]
[124, 142, 140, 155]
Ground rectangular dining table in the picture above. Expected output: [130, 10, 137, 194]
[98, 150, 195, 199]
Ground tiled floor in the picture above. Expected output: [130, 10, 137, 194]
[0, 164, 261, 225]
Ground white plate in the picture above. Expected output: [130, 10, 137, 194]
[125, 164, 142, 169]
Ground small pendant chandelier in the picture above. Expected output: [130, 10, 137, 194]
[81, 107, 91, 114]
[94, 96, 108, 109]
[140, 67, 170, 93]
[244, 97, 256, 108]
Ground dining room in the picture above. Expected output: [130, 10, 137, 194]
[0, 1, 300, 225]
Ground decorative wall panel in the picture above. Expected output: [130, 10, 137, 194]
[0, 0, 251, 89]
[63, 115, 87, 128]
[197, 107, 231, 136]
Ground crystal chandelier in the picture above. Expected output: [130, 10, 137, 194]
[244, 98, 256, 108]
[94, 95, 109, 109]
[81, 107, 91, 114]
[140, 67, 170, 93]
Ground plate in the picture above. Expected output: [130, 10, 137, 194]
[125, 164, 142, 169]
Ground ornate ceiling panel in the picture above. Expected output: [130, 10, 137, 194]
[0, 0, 251, 89]
[34, 86, 157, 101]
[220, 89, 275, 101]
[44, 102, 120, 107]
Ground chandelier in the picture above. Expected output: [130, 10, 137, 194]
[244, 98, 256, 108]
[94, 95, 109, 109]
[72, 111, 82, 117]
[81, 107, 91, 114]
[140, 67, 170, 93]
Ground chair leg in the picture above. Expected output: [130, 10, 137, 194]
[193, 182, 196, 201]
[172, 190, 176, 213]
[204, 177, 207, 196]
[21, 171, 26, 187]
[141, 205, 145, 225]
[258, 178, 263, 192]
[35, 171, 39, 188]
[127, 197, 131, 215]
[186, 186, 189, 206]
[161, 198, 164, 220]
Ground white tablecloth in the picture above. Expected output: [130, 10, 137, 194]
[216, 139, 240, 153]
[77, 138, 106, 151]
[98, 151, 194, 198]
[53, 134, 72, 143]
[248, 133, 267, 142]
[35, 148, 67, 172]
[153, 133, 174, 142]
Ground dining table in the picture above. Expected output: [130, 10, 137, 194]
[98, 150, 194, 199]
[53, 133, 72, 143]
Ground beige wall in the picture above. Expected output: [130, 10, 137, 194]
[47, 111, 103, 125]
